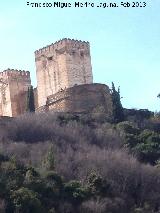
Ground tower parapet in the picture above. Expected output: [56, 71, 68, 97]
[0, 69, 30, 77]
[35, 38, 90, 58]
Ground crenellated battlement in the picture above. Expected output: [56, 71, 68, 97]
[34, 38, 90, 57]
[0, 69, 30, 78]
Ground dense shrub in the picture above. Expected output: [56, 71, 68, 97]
[0, 112, 160, 212]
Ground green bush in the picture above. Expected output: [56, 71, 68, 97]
[11, 187, 43, 213]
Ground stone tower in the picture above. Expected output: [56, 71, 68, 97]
[0, 69, 31, 117]
[35, 38, 93, 108]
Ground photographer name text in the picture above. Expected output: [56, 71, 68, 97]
[26, 1, 147, 8]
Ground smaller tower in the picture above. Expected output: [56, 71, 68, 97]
[0, 69, 31, 117]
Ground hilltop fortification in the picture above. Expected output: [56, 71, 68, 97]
[0, 39, 113, 117]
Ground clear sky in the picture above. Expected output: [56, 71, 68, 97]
[0, 0, 159, 111]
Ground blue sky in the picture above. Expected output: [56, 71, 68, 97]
[0, 0, 159, 111]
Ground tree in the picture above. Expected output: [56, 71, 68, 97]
[42, 146, 55, 171]
[111, 82, 124, 123]
[134, 130, 160, 164]
[87, 171, 111, 197]
[26, 86, 35, 112]
[11, 187, 43, 213]
[64, 181, 89, 206]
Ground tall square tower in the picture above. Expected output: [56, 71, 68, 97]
[35, 38, 93, 108]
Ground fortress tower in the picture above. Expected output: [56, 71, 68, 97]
[0, 69, 31, 117]
[35, 38, 93, 108]
[0, 38, 113, 117]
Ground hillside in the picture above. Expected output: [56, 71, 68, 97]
[0, 111, 160, 213]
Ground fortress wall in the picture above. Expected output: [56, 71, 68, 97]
[34, 88, 38, 109]
[46, 84, 113, 115]
[35, 52, 63, 107]
[66, 50, 93, 87]
[35, 57, 48, 107]
[0, 71, 11, 116]
[1, 84, 12, 117]
[9, 72, 31, 117]
[0, 103, 2, 116]
[56, 53, 68, 90]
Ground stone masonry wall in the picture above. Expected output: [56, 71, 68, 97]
[45, 83, 113, 116]
[0, 72, 11, 117]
